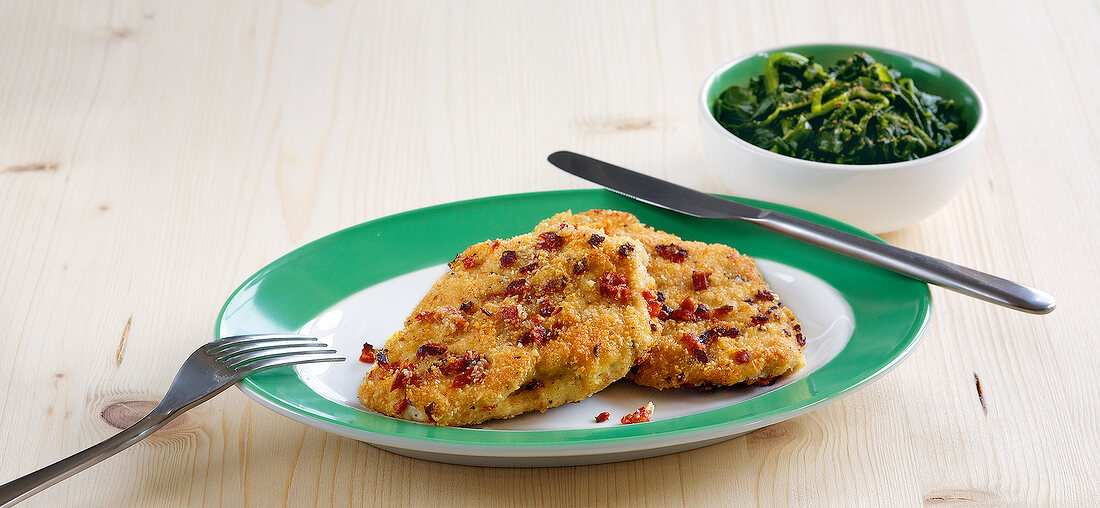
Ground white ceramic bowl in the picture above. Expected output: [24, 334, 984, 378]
[698, 43, 987, 233]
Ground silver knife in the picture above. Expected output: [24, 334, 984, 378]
[548, 151, 1055, 314]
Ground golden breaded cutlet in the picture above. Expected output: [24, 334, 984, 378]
[536, 210, 805, 389]
[358, 224, 659, 426]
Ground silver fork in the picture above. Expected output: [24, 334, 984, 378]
[0, 334, 344, 507]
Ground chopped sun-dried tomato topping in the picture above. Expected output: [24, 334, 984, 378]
[598, 272, 632, 302]
[439, 351, 489, 388]
[461, 256, 479, 270]
[459, 301, 474, 312]
[620, 402, 654, 424]
[680, 333, 709, 363]
[692, 271, 711, 291]
[713, 305, 736, 317]
[522, 379, 544, 390]
[618, 243, 634, 256]
[359, 343, 376, 363]
[735, 350, 750, 364]
[519, 322, 549, 346]
[518, 262, 538, 274]
[500, 250, 518, 268]
[642, 290, 661, 318]
[572, 258, 587, 274]
[668, 296, 698, 322]
[654, 244, 688, 262]
[595, 411, 610, 423]
[451, 357, 489, 388]
[588, 234, 605, 246]
[699, 326, 740, 345]
[504, 278, 530, 296]
[499, 305, 522, 324]
[540, 276, 567, 295]
[393, 398, 410, 414]
[391, 362, 419, 391]
[753, 289, 775, 302]
[416, 343, 448, 358]
[536, 231, 565, 250]
[538, 299, 557, 317]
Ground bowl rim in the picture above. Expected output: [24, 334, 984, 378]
[698, 42, 988, 172]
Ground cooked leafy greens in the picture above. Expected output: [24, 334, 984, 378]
[711, 51, 967, 164]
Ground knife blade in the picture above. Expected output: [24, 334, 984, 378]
[548, 150, 1056, 315]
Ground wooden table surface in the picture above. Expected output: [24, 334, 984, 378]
[2, 1, 1097, 506]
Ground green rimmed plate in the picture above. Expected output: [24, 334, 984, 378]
[217, 190, 930, 466]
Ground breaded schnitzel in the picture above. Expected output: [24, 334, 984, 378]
[536, 210, 805, 389]
[358, 223, 659, 426]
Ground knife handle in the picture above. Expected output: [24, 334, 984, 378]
[751, 211, 1056, 314]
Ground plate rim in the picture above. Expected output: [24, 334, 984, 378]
[218, 189, 931, 453]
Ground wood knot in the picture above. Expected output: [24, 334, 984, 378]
[102, 400, 159, 429]
[107, 26, 133, 39]
[748, 422, 791, 441]
[97, 397, 205, 446]
[608, 120, 653, 131]
[576, 118, 658, 133]
[3, 162, 58, 173]
[101, 400, 193, 436]
[923, 488, 1005, 506]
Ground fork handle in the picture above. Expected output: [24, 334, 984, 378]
[0, 409, 173, 507]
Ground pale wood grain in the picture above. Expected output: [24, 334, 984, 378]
[1, 0, 1098, 506]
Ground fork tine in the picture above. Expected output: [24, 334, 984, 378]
[235, 353, 345, 375]
[206, 334, 317, 354]
[213, 339, 322, 359]
[227, 346, 338, 370]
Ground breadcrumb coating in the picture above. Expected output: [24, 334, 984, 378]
[358, 224, 659, 426]
[536, 210, 805, 390]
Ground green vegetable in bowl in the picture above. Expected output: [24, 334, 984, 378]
[711, 51, 967, 164]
